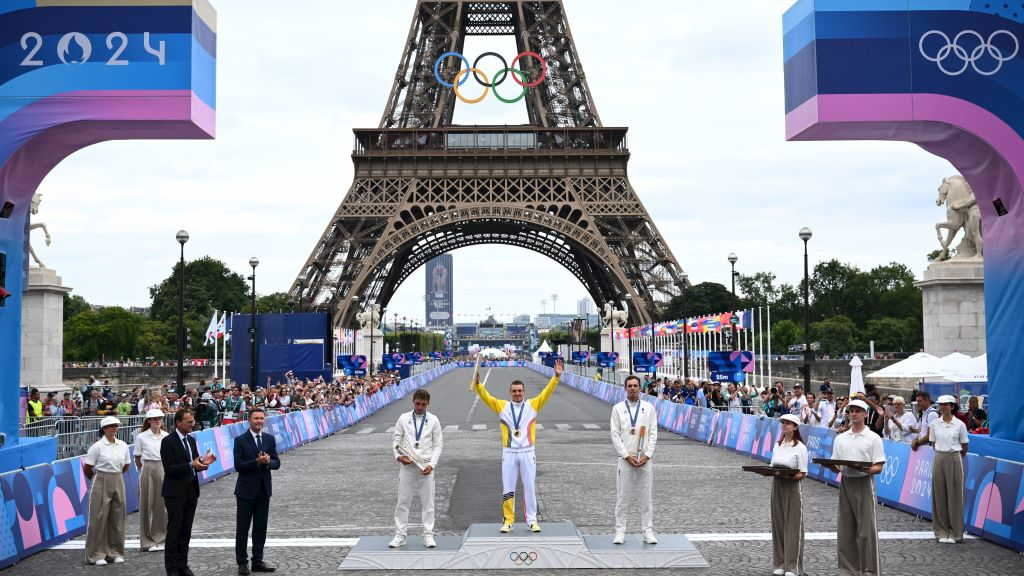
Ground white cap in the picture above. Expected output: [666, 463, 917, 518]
[937, 394, 958, 405]
[779, 414, 802, 426]
[847, 399, 869, 412]
[100, 416, 121, 429]
[144, 408, 164, 419]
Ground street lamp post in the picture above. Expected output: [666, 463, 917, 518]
[369, 303, 376, 377]
[175, 230, 189, 396]
[799, 227, 813, 391]
[609, 303, 616, 386]
[624, 294, 633, 375]
[728, 252, 739, 351]
[249, 257, 259, 389]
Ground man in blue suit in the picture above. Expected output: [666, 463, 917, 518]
[234, 407, 280, 575]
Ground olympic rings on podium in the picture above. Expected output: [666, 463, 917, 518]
[433, 51, 548, 103]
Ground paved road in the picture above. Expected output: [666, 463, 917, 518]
[10, 368, 1022, 575]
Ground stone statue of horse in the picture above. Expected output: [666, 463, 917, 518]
[935, 175, 982, 261]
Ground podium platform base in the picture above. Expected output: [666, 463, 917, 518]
[339, 522, 708, 570]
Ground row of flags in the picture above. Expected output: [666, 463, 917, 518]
[614, 309, 755, 339]
[204, 311, 232, 345]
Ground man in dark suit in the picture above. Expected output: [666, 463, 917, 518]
[161, 408, 212, 576]
[234, 407, 280, 574]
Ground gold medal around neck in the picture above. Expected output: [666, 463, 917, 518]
[630, 428, 636, 435]
[513, 430, 520, 437]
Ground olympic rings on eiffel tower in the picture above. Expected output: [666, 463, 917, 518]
[433, 51, 548, 104]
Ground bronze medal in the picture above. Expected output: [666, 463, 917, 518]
[513, 430, 520, 437]
[630, 428, 636, 435]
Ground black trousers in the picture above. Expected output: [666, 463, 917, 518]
[236, 496, 270, 565]
[164, 491, 198, 574]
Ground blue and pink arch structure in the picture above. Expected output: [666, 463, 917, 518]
[0, 0, 216, 471]
[784, 0, 1024, 453]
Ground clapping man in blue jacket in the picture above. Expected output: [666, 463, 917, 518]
[234, 407, 280, 575]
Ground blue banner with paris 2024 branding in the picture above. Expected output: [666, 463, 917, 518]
[571, 351, 590, 365]
[632, 352, 663, 373]
[338, 355, 367, 376]
[708, 351, 747, 383]
[596, 352, 618, 368]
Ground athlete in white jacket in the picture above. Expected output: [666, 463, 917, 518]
[389, 389, 443, 549]
[610, 375, 659, 544]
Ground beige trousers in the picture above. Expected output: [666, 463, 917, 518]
[84, 471, 126, 563]
[770, 477, 803, 574]
[837, 475, 880, 576]
[139, 461, 168, 549]
[932, 451, 965, 541]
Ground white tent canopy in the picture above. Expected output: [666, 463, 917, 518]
[947, 353, 987, 382]
[866, 352, 945, 380]
[536, 340, 553, 353]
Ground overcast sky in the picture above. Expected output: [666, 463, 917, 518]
[34, 0, 953, 325]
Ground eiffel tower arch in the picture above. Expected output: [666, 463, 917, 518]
[293, 0, 687, 328]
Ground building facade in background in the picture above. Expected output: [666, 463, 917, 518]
[425, 254, 453, 329]
[576, 298, 594, 316]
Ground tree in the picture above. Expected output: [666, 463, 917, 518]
[811, 315, 857, 356]
[242, 292, 292, 314]
[737, 272, 779, 306]
[660, 282, 742, 320]
[149, 257, 248, 324]
[862, 317, 911, 352]
[770, 319, 802, 354]
[64, 294, 91, 321]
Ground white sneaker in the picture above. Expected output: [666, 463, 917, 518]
[111, 557, 125, 564]
[939, 537, 956, 544]
[91, 559, 108, 566]
[423, 535, 437, 548]
[773, 570, 785, 576]
[151, 544, 165, 552]
[643, 529, 658, 544]
[785, 572, 798, 576]
[388, 535, 406, 548]
[612, 532, 625, 545]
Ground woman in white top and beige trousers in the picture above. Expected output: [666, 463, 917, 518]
[134, 408, 169, 552]
[769, 414, 808, 576]
[914, 395, 969, 543]
[84, 416, 132, 566]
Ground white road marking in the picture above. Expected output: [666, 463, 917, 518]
[49, 531, 970, 551]
[555, 423, 570, 430]
[535, 423, 544, 430]
[356, 427, 375, 434]
[582, 423, 599, 430]
[444, 425, 459, 432]
[471, 424, 488, 431]
[385, 426, 396, 433]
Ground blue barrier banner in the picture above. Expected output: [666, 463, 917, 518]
[875, 440, 909, 503]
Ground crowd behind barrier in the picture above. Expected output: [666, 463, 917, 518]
[527, 363, 1024, 552]
[0, 363, 457, 569]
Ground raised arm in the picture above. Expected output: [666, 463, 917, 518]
[473, 378, 506, 414]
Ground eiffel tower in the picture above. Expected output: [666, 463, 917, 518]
[293, 0, 687, 328]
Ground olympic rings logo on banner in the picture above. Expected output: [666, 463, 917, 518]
[433, 51, 548, 104]
[919, 29, 1019, 76]
[508, 551, 539, 565]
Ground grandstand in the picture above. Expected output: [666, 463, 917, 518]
[452, 315, 537, 353]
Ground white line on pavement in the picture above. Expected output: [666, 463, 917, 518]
[444, 425, 459, 432]
[535, 423, 544, 430]
[355, 427, 375, 434]
[49, 531, 970, 551]
[385, 426, 396, 433]
[555, 423, 570, 430]
[537, 461, 737, 469]
[582, 423, 599, 430]
[471, 424, 487, 431]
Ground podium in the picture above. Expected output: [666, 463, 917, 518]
[340, 522, 708, 570]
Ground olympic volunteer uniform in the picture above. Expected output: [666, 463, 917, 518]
[769, 423, 808, 576]
[928, 412, 968, 543]
[391, 410, 443, 542]
[609, 397, 658, 541]
[831, 424, 886, 576]
[473, 373, 560, 530]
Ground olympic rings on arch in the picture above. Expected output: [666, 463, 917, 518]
[433, 51, 548, 103]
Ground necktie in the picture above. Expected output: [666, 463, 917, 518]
[182, 435, 196, 477]
[256, 433, 263, 453]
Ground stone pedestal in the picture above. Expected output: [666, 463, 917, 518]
[20, 267, 71, 392]
[355, 329, 384, 368]
[916, 260, 985, 357]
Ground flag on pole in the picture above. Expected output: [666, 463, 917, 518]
[204, 310, 219, 345]
[216, 311, 227, 339]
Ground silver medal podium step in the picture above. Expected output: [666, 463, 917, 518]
[339, 522, 709, 570]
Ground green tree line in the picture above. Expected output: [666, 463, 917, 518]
[64, 257, 298, 362]
[657, 260, 922, 356]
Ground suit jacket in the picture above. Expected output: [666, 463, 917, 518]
[234, 430, 280, 499]
[161, 431, 201, 499]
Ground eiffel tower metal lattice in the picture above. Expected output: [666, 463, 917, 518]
[292, 0, 688, 328]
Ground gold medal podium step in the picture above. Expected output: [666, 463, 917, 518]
[339, 522, 709, 570]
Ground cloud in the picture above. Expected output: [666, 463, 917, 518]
[34, 0, 954, 326]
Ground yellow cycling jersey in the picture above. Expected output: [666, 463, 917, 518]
[473, 375, 559, 449]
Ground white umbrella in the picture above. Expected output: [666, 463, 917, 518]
[849, 355, 866, 397]
[948, 353, 987, 382]
[939, 352, 972, 379]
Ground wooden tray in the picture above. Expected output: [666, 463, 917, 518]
[742, 465, 801, 477]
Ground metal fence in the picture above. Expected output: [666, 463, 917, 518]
[20, 415, 176, 460]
